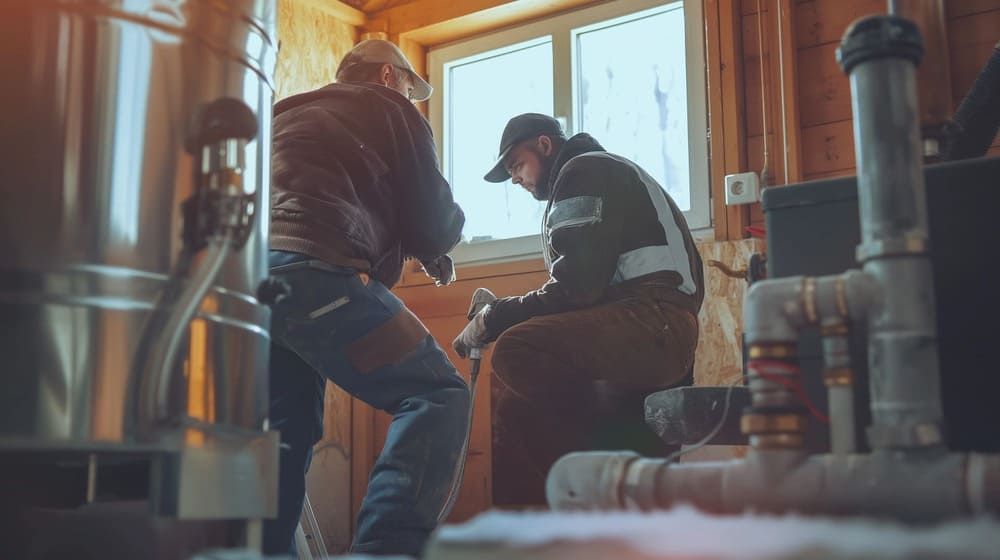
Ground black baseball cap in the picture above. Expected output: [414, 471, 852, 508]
[484, 113, 565, 183]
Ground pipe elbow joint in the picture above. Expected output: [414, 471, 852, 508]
[744, 277, 807, 344]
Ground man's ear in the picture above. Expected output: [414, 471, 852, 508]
[379, 63, 394, 86]
[538, 135, 554, 157]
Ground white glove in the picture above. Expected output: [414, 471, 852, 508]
[453, 305, 491, 359]
[420, 255, 456, 286]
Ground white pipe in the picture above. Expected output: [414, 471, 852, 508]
[827, 386, 856, 455]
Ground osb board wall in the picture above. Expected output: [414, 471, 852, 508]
[273, 0, 358, 552]
[275, 0, 359, 102]
[693, 238, 764, 387]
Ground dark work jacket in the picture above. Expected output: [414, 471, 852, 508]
[484, 133, 705, 339]
[270, 82, 464, 288]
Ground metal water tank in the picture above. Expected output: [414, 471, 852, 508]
[0, 0, 278, 519]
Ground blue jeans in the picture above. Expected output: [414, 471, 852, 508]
[262, 251, 470, 556]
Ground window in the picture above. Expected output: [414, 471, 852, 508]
[430, 0, 709, 265]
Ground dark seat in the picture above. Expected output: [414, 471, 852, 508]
[588, 365, 695, 457]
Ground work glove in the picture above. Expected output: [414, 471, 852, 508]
[420, 255, 456, 286]
[453, 305, 491, 359]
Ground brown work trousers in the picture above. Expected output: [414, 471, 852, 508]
[490, 295, 699, 506]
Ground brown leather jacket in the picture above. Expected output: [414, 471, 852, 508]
[270, 82, 464, 288]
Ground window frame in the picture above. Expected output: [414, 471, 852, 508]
[429, 0, 710, 266]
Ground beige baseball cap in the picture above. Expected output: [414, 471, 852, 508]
[337, 39, 433, 101]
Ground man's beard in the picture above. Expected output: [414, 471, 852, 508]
[530, 153, 555, 201]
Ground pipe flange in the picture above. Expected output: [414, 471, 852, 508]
[855, 236, 929, 262]
[749, 433, 804, 450]
[802, 277, 819, 325]
[823, 367, 855, 387]
[820, 322, 849, 337]
[740, 413, 808, 435]
[748, 344, 797, 360]
[836, 15, 923, 75]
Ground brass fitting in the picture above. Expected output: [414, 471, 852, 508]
[749, 433, 805, 449]
[748, 343, 797, 360]
[823, 367, 855, 387]
[741, 413, 808, 436]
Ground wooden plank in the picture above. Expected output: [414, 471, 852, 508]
[305, 383, 355, 553]
[750, 202, 765, 226]
[743, 3, 786, 187]
[946, 0, 1000, 19]
[365, 0, 595, 45]
[775, 0, 802, 183]
[741, 0, 764, 15]
[797, 42, 851, 127]
[747, 133, 777, 173]
[800, 119, 857, 176]
[804, 168, 857, 181]
[396, 270, 552, 319]
[721, 0, 751, 240]
[795, 0, 884, 49]
[350, 397, 375, 534]
[399, 257, 548, 287]
[948, 9, 1000, 109]
[355, 0, 413, 12]
[742, 10, 773, 137]
[705, 0, 732, 241]
[296, 0, 368, 26]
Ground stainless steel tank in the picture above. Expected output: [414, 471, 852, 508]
[0, 0, 278, 520]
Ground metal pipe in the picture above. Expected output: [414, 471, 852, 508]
[840, 16, 945, 450]
[743, 270, 877, 346]
[548, 449, 1000, 520]
[136, 233, 234, 434]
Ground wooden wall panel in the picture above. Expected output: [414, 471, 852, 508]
[275, 0, 359, 101]
[789, 1, 1000, 181]
[946, 0, 1000, 19]
[742, 9, 775, 139]
[795, 0, 883, 49]
[801, 120, 856, 179]
[718, 0, 752, 240]
[797, 42, 851, 127]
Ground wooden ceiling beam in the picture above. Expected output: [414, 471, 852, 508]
[365, 0, 598, 46]
[295, 0, 368, 27]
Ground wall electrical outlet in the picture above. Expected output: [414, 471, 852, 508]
[724, 172, 760, 205]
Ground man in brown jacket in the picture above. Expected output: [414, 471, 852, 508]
[265, 40, 468, 556]
[454, 114, 704, 505]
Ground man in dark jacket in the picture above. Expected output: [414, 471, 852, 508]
[453, 113, 704, 505]
[264, 40, 469, 556]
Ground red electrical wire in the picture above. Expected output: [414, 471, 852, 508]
[748, 359, 830, 424]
